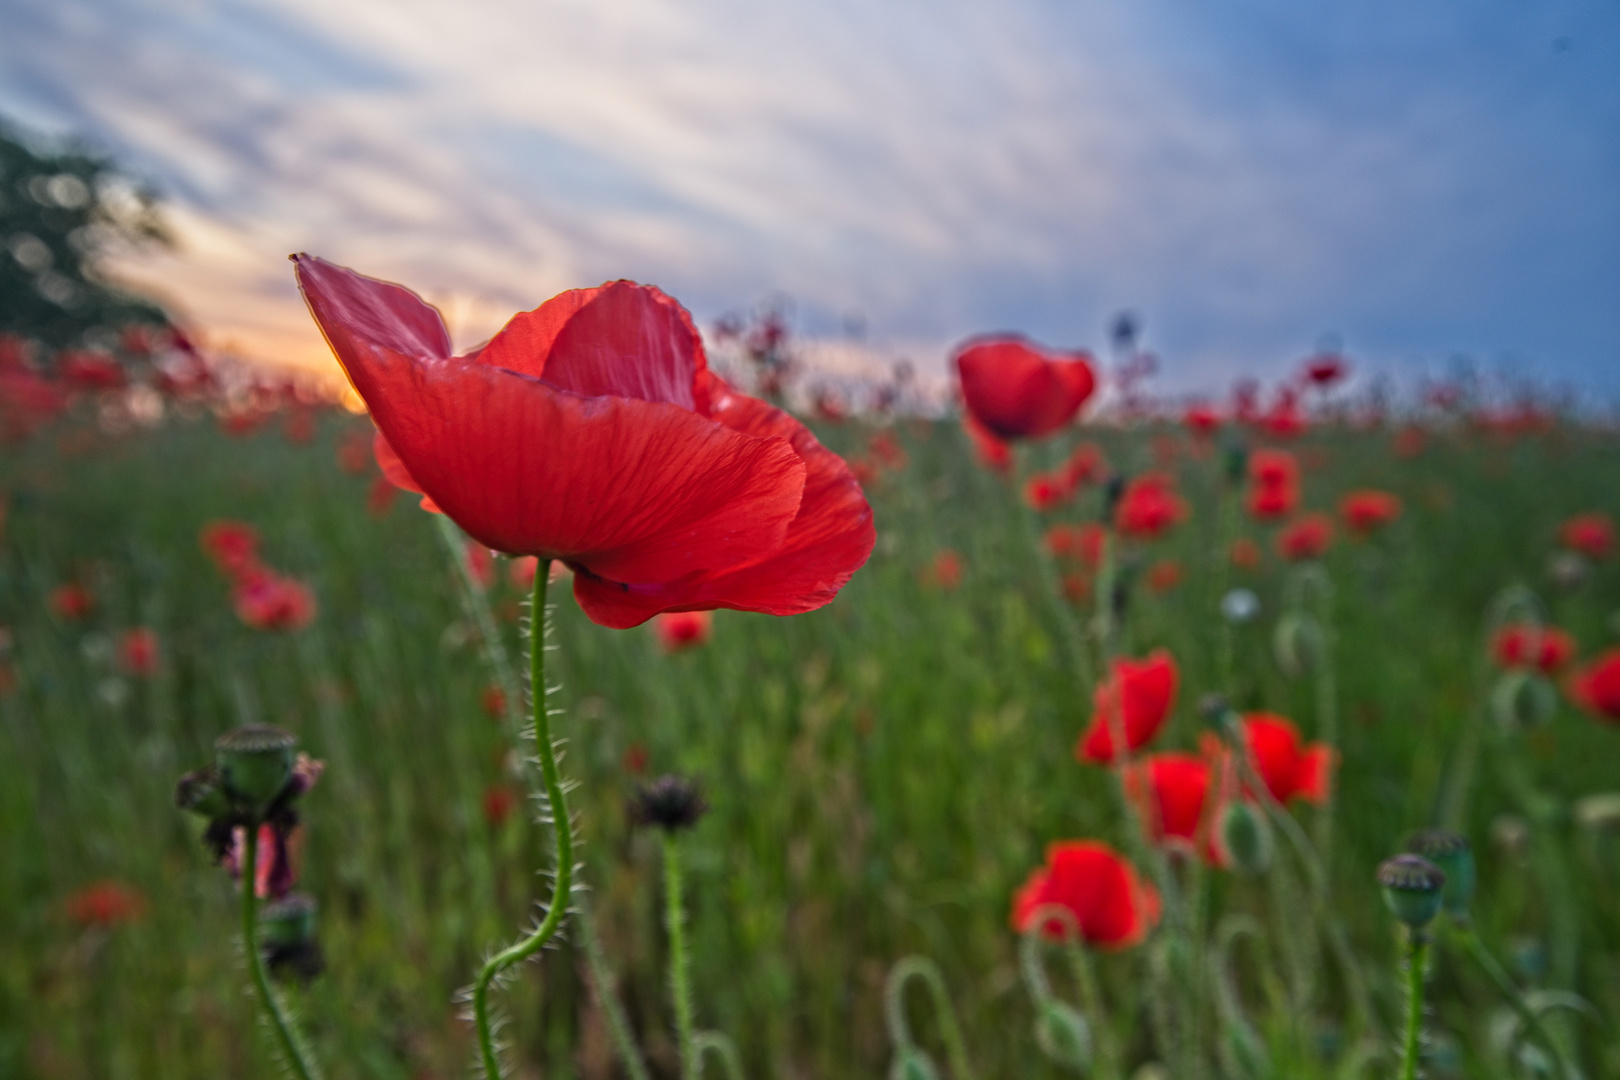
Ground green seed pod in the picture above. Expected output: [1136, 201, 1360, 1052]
[1573, 792, 1620, 834]
[259, 893, 318, 949]
[1407, 829, 1475, 916]
[1378, 854, 1446, 928]
[888, 1048, 941, 1080]
[1489, 671, 1557, 731]
[1033, 1000, 1092, 1072]
[214, 725, 297, 817]
[1273, 612, 1323, 678]
[1219, 801, 1274, 877]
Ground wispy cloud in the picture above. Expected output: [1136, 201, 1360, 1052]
[3, 0, 1617, 390]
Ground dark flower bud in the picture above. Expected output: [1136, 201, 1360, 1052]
[629, 774, 708, 832]
[1406, 829, 1475, 916]
[1378, 854, 1446, 928]
[1489, 671, 1557, 731]
[260, 893, 324, 983]
[175, 765, 232, 819]
[1102, 474, 1126, 518]
[1033, 999, 1092, 1071]
[1219, 801, 1274, 877]
[215, 725, 297, 817]
[1198, 693, 1232, 726]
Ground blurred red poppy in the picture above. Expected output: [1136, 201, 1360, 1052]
[1023, 473, 1067, 512]
[233, 571, 317, 632]
[1229, 537, 1261, 570]
[1125, 753, 1212, 853]
[1146, 559, 1182, 593]
[1011, 840, 1160, 948]
[1559, 513, 1614, 560]
[117, 628, 160, 677]
[1492, 624, 1577, 674]
[483, 785, 520, 827]
[1393, 426, 1426, 459]
[655, 610, 713, 652]
[1184, 404, 1221, 437]
[1340, 490, 1402, 535]
[297, 256, 874, 630]
[57, 350, 126, 391]
[463, 539, 495, 589]
[508, 555, 539, 590]
[65, 879, 146, 927]
[1046, 523, 1105, 569]
[1238, 713, 1334, 804]
[1246, 449, 1299, 521]
[481, 684, 508, 719]
[1061, 442, 1107, 490]
[1077, 650, 1179, 764]
[336, 428, 373, 474]
[953, 336, 1095, 440]
[199, 521, 260, 579]
[921, 549, 964, 590]
[49, 583, 94, 620]
[868, 430, 907, 471]
[1302, 353, 1348, 387]
[1277, 513, 1334, 561]
[1568, 649, 1620, 723]
[1115, 473, 1188, 540]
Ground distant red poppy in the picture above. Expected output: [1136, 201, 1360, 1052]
[1259, 393, 1306, 438]
[49, 583, 94, 620]
[1077, 650, 1179, 764]
[1146, 559, 1182, 593]
[1277, 514, 1334, 561]
[1046, 523, 1105, 569]
[953, 336, 1096, 440]
[233, 571, 317, 632]
[1061, 573, 1091, 605]
[0, 364, 70, 441]
[1229, 538, 1261, 570]
[296, 256, 874, 630]
[1239, 713, 1334, 805]
[1125, 753, 1211, 850]
[1024, 473, 1067, 512]
[57, 350, 126, 391]
[463, 539, 494, 589]
[1246, 449, 1299, 521]
[1559, 513, 1614, 560]
[1115, 473, 1188, 540]
[1340, 490, 1402, 535]
[922, 549, 964, 590]
[1301, 353, 1348, 387]
[365, 474, 397, 517]
[1393, 427, 1426, 459]
[655, 610, 713, 652]
[868, 430, 907, 471]
[200, 521, 260, 579]
[508, 555, 539, 590]
[65, 879, 146, 927]
[1184, 403, 1221, 437]
[1010, 840, 1160, 948]
[1061, 442, 1107, 490]
[483, 785, 520, 827]
[117, 628, 160, 676]
[481, 684, 508, 719]
[622, 741, 650, 775]
[1568, 648, 1620, 723]
[335, 428, 373, 474]
[1493, 624, 1578, 674]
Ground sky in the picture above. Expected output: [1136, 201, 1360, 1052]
[3, 0, 1618, 397]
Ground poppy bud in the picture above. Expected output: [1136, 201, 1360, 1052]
[214, 725, 297, 817]
[888, 1048, 941, 1080]
[174, 765, 232, 819]
[1033, 1000, 1092, 1072]
[1273, 613, 1323, 677]
[1406, 829, 1475, 916]
[628, 774, 708, 832]
[1574, 793, 1620, 834]
[1489, 671, 1557, 731]
[1219, 801, 1274, 876]
[1377, 854, 1446, 929]
[1221, 441, 1247, 485]
[260, 892, 325, 982]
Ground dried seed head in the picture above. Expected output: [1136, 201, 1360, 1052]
[1378, 854, 1446, 928]
[214, 725, 297, 816]
[1407, 829, 1475, 915]
[629, 775, 708, 832]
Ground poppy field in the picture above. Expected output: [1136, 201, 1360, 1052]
[2, 292, 1620, 1080]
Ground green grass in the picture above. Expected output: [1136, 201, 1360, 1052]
[2, 409, 1617, 1078]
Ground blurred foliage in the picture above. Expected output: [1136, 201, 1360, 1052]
[1, 116, 171, 352]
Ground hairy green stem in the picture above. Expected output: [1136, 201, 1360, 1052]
[664, 833, 697, 1080]
[884, 956, 977, 1080]
[241, 826, 321, 1080]
[472, 564, 574, 1079]
[1398, 933, 1428, 1080]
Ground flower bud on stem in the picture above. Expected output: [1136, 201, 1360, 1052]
[240, 824, 322, 1080]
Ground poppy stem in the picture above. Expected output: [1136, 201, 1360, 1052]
[471, 562, 575, 1079]
[663, 832, 698, 1080]
[1397, 931, 1428, 1080]
[240, 825, 322, 1080]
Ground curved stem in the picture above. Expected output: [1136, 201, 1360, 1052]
[1398, 933, 1428, 1080]
[1456, 925, 1571, 1080]
[692, 1031, 746, 1080]
[241, 826, 321, 1080]
[664, 832, 697, 1080]
[884, 956, 977, 1080]
[472, 563, 575, 1078]
[577, 896, 653, 1080]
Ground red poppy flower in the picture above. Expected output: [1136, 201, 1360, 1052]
[297, 256, 874, 630]
[200, 521, 260, 579]
[1229, 538, 1261, 570]
[233, 570, 317, 632]
[1184, 403, 1221, 437]
[1146, 559, 1182, 593]
[1010, 840, 1160, 948]
[57, 350, 126, 390]
[117, 628, 160, 677]
[1568, 648, 1620, 723]
[49, 583, 94, 620]
[1115, 473, 1188, 540]
[868, 430, 907, 471]
[0, 363, 69, 442]
[508, 555, 539, 590]
[655, 610, 713, 652]
[1559, 513, 1614, 560]
[1077, 650, 1179, 764]
[1492, 624, 1578, 674]
[1061, 442, 1107, 490]
[1248, 449, 1298, 491]
[483, 785, 520, 827]
[65, 879, 145, 927]
[622, 741, 650, 775]
[921, 549, 964, 590]
[224, 823, 304, 899]
[463, 539, 495, 589]
[1277, 513, 1334, 561]
[1125, 753, 1211, 849]
[1046, 523, 1105, 569]
[1339, 490, 1402, 535]
[1393, 427, 1426, 459]
[1061, 573, 1091, 604]
[1239, 713, 1334, 805]
[1260, 394, 1307, 439]
[954, 336, 1096, 440]
[1024, 473, 1067, 512]
[481, 684, 508, 719]
[1302, 353, 1348, 387]
[963, 414, 1013, 474]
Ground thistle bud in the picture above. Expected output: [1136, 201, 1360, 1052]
[1033, 1000, 1092, 1072]
[1489, 671, 1557, 731]
[1377, 854, 1446, 929]
[214, 725, 297, 817]
[629, 774, 708, 832]
[1273, 612, 1323, 678]
[888, 1048, 940, 1080]
[1406, 829, 1475, 916]
[1219, 801, 1274, 876]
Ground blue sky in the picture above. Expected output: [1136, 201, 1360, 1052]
[3, 0, 1617, 395]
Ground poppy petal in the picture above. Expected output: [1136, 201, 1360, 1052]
[292, 254, 453, 361]
[1297, 745, 1336, 805]
[372, 430, 441, 513]
[955, 337, 1095, 440]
